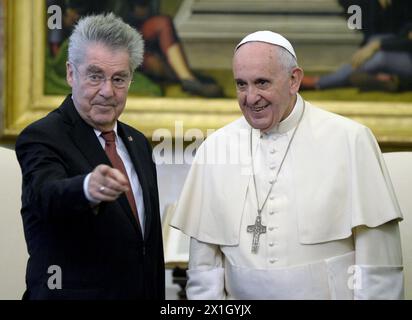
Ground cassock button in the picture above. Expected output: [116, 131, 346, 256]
[270, 149, 276, 154]
[270, 164, 276, 170]
[268, 227, 274, 231]
[269, 179, 275, 184]
[269, 258, 278, 264]
[269, 195, 275, 200]
[269, 211, 275, 215]
[269, 242, 274, 247]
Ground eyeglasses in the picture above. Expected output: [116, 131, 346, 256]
[70, 63, 132, 89]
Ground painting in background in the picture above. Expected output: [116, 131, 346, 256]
[299, 0, 412, 101]
[3, 0, 412, 147]
[45, 0, 224, 98]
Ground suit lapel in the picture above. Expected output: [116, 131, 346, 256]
[59, 96, 109, 169]
[118, 124, 152, 241]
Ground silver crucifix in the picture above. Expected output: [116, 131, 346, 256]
[247, 215, 267, 253]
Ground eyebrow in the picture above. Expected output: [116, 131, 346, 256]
[114, 71, 131, 78]
[85, 65, 104, 74]
[255, 77, 269, 82]
[85, 65, 130, 77]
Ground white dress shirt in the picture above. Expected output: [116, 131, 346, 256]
[83, 123, 145, 231]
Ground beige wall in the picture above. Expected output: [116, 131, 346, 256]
[0, 147, 27, 300]
[383, 152, 412, 300]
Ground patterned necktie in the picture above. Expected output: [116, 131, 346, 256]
[101, 131, 141, 230]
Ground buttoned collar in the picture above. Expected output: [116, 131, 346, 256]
[94, 122, 119, 139]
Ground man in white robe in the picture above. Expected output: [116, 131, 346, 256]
[170, 31, 404, 299]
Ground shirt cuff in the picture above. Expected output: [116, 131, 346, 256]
[186, 267, 226, 300]
[353, 265, 404, 299]
[83, 173, 101, 206]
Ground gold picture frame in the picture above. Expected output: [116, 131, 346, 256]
[3, 0, 412, 149]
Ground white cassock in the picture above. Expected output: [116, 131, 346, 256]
[170, 94, 404, 300]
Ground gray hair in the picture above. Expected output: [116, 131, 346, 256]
[68, 13, 144, 72]
[275, 46, 298, 74]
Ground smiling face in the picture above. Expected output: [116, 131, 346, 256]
[233, 42, 302, 132]
[66, 42, 132, 132]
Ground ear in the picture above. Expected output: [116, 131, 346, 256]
[290, 67, 304, 94]
[66, 62, 74, 88]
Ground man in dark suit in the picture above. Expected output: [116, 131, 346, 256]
[15, 13, 164, 299]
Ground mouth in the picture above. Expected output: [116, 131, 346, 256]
[249, 104, 268, 112]
[94, 103, 115, 108]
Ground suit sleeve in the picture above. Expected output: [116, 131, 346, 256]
[15, 126, 90, 221]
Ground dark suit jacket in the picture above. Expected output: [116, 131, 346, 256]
[15, 95, 165, 299]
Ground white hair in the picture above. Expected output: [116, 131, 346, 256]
[68, 13, 144, 72]
[275, 46, 298, 74]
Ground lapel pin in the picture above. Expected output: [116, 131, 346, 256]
[128, 136, 133, 142]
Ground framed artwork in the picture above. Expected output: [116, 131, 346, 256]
[2, 0, 412, 149]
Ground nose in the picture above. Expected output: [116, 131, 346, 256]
[245, 86, 261, 106]
[98, 79, 115, 98]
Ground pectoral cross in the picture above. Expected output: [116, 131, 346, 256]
[247, 215, 266, 254]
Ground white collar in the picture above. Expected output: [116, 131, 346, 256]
[251, 94, 304, 139]
[94, 122, 119, 138]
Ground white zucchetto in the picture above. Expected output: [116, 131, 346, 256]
[235, 30, 297, 60]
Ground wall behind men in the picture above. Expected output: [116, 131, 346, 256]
[0, 147, 28, 300]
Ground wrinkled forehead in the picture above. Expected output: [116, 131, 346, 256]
[80, 42, 131, 71]
[233, 44, 284, 78]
